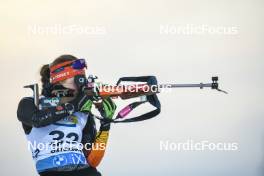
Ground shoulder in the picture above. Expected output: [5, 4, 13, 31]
[17, 97, 35, 120]
[18, 97, 34, 103]
[17, 97, 35, 132]
[17, 97, 34, 109]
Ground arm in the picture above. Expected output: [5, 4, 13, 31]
[81, 113, 111, 168]
[17, 89, 95, 128]
[17, 97, 71, 128]
[86, 130, 110, 168]
[83, 98, 116, 168]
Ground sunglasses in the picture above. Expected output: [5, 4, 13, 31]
[51, 59, 87, 74]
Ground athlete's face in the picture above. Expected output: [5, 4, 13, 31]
[60, 77, 78, 90]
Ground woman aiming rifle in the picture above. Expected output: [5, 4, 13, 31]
[17, 55, 116, 176]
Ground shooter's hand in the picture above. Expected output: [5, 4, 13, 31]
[65, 90, 93, 114]
[95, 97, 117, 131]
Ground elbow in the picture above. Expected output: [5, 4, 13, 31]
[32, 114, 47, 128]
[32, 122, 43, 128]
[89, 161, 100, 168]
[32, 123, 43, 128]
[88, 157, 103, 168]
[87, 144, 107, 168]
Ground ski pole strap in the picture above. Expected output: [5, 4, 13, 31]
[111, 76, 161, 123]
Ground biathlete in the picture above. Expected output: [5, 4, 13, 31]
[17, 55, 116, 176]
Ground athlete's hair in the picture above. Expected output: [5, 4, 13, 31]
[40, 54, 78, 95]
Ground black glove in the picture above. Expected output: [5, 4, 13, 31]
[60, 75, 94, 114]
[63, 90, 93, 114]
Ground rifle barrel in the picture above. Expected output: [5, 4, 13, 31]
[159, 83, 213, 89]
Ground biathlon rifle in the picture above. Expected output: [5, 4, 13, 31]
[24, 75, 227, 123]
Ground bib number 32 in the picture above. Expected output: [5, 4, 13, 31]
[49, 130, 79, 144]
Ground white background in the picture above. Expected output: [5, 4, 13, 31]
[0, 0, 263, 175]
